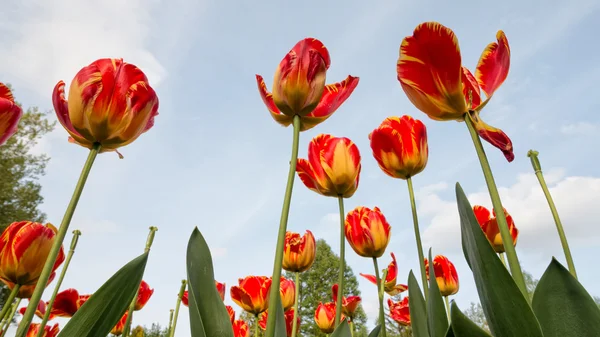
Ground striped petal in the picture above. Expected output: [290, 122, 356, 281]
[308, 75, 359, 118]
[0, 83, 23, 146]
[469, 112, 514, 162]
[475, 31, 511, 100]
[461, 67, 481, 110]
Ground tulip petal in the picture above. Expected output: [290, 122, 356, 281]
[475, 30, 511, 99]
[309, 75, 359, 118]
[461, 67, 481, 110]
[52, 81, 92, 147]
[256, 74, 293, 128]
[359, 273, 378, 285]
[52, 288, 80, 317]
[388, 284, 409, 296]
[468, 112, 514, 162]
[397, 22, 466, 121]
[296, 158, 319, 193]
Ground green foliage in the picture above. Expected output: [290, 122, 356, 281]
[284, 239, 368, 337]
[143, 323, 169, 337]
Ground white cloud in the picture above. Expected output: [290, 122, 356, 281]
[560, 122, 599, 135]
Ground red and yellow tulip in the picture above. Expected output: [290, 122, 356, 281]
[48, 288, 89, 318]
[473, 205, 519, 253]
[369, 115, 428, 179]
[388, 297, 411, 326]
[226, 305, 236, 324]
[397, 22, 514, 161]
[0, 221, 65, 297]
[345, 206, 391, 258]
[111, 312, 128, 336]
[25, 323, 59, 337]
[182, 280, 226, 306]
[230, 276, 272, 315]
[256, 38, 359, 131]
[424, 255, 459, 296]
[258, 308, 299, 336]
[331, 284, 361, 319]
[279, 277, 296, 311]
[134, 280, 154, 310]
[296, 134, 361, 198]
[360, 252, 408, 296]
[19, 300, 51, 320]
[232, 319, 249, 337]
[52, 58, 159, 156]
[314, 302, 343, 334]
[282, 230, 316, 273]
[0, 82, 23, 146]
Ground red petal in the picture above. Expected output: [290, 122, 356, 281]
[359, 273, 378, 285]
[296, 158, 319, 192]
[461, 67, 481, 109]
[469, 113, 514, 162]
[472, 205, 491, 226]
[475, 31, 511, 98]
[309, 75, 359, 118]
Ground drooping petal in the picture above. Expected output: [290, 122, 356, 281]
[360, 273, 378, 285]
[468, 112, 514, 162]
[475, 30, 511, 99]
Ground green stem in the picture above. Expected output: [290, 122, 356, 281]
[464, 115, 528, 300]
[169, 280, 187, 337]
[0, 285, 20, 323]
[335, 196, 346, 326]
[254, 314, 259, 337]
[0, 298, 20, 337]
[406, 177, 429, 302]
[528, 150, 577, 278]
[499, 253, 507, 267]
[16, 143, 100, 337]
[349, 320, 355, 337]
[167, 309, 174, 336]
[291, 272, 300, 337]
[265, 115, 301, 337]
[36, 230, 82, 336]
[373, 258, 387, 337]
[444, 296, 450, 323]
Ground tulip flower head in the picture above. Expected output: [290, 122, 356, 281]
[25, 323, 59, 337]
[424, 255, 459, 296]
[258, 308, 299, 336]
[282, 230, 316, 273]
[388, 297, 411, 326]
[233, 319, 249, 337]
[0, 221, 65, 297]
[314, 302, 343, 334]
[134, 280, 154, 310]
[345, 206, 391, 258]
[331, 284, 362, 319]
[53, 58, 159, 156]
[230, 276, 272, 315]
[360, 252, 408, 296]
[279, 277, 296, 310]
[182, 280, 225, 307]
[296, 134, 361, 198]
[19, 300, 51, 320]
[111, 312, 128, 336]
[369, 115, 428, 179]
[49, 288, 85, 318]
[473, 205, 519, 253]
[397, 22, 514, 161]
[0, 82, 23, 146]
[256, 38, 359, 131]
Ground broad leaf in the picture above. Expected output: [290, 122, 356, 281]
[187, 228, 234, 337]
[274, 293, 287, 337]
[330, 320, 352, 337]
[455, 183, 543, 337]
[450, 301, 492, 337]
[58, 253, 148, 337]
[368, 325, 381, 337]
[427, 248, 449, 337]
[532, 258, 600, 337]
[408, 271, 429, 337]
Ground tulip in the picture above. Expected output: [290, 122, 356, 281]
[282, 230, 316, 273]
[182, 280, 226, 307]
[361, 253, 408, 296]
[424, 255, 459, 297]
[0, 82, 23, 146]
[52, 58, 159, 155]
[388, 297, 411, 326]
[111, 312, 128, 336]
[134, 280, 154, 310]
[331, 284, 361, 319]
[314, 302, 343, 334]
[25, 323, 59, 337]
[397, 22, 513, 162]
[258, 308, 299, 336]
[369, 115, 428, 180]
[256, 38, 359, 131]
[345, 206, 391, 258]
[19, 300, 51, 320]
[232, 320, 249, 337]
[296, 134, 361, 198]
[46, 288, 80, 317]
[226, 305, 236, 324]
[230, 276, 272, 315]
[279, 277, 296, 311]
[473, 205, 519, 254]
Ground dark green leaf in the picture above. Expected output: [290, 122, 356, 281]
[427, 248, 449, 337]
[532, 258, 600, 337]
[187, 228, 234, 337]
[455, 183, 543, 337]
[445, 326, 455, 337]
[58, 253, 148, 337]
[367, 325, 381, 337]
[274, 293, 287, 337]
[450, 301, 492, 337]
[330, 320, 352, 337]
[408, 270, 429, 337]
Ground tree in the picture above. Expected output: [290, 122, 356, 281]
[284, 239, 368, 337]
[142, 323, 169, 337]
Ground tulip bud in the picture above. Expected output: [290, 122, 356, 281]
[230, 276, 272, 315]
[473, 205, 519, 253]
[279, 277, 296, 310]
[282, 230, 316, 272]
[0, 82, 23, 146]
[314, 302, 343, 334]
[424, 255, 460, 296]
[134, 280, 154, 310]
[369, 115, 428, 179]
[345, 206, 391, 258]
[388, 297, 411, 326]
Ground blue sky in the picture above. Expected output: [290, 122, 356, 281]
[1, 0, 600, 335]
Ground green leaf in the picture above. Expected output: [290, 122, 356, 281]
[187, 228, 234, 337]
[455, 183, 543, 337]
[408, 270, 429, 337]
[274, 293, 287, 337]
[445, 326, 455, 337]
[449, 302, 492, 337]
[367, 325, 381, 337]
[532, 258, 600, 337]
[427, 248, 449, 337]
[330, 320, 352, 337]
[58, 252, 149, 337]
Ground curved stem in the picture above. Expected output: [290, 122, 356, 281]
[444, 296, 450, 322]
[528, 150, 577, 278]
[0, 285, 20, 323]
[372, 258, 387, 337]
[406, 177, 429, 302]
[335, 196, 346, 326]
[169, 280, 187, 337]
[464, 115, 528, 300]
[16, 144, 100, 337]
[36, 230, 82, 336]
[0, 298, 20, 337]
[291, 272, 300, 337]
[265, 115, 301, 337]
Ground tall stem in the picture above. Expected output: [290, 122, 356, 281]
[372, 258, 387, 337]
[0, 298, 21, 337]
[36, 230, 82, 336]
[527, 150, 577, 278]
[444, 296, 450, 322]
[499, 253, 507, 267]
[167, 309, 174, 336]
[349, 320, 355, 337]
[16, 143, 100, 337]
[335, 196, 346, 326]
[169, 280, 187, 337]
[291, 272, 300, 337]
[406, 177, 429, 302]
[255, 315, 259, 337]
[464, 115, 528, 299]
[265, 115, 301, 337]
[0, 285, 20, 323]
